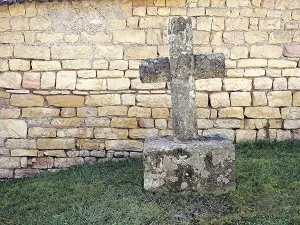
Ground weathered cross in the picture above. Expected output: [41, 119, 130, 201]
[140, 17, 225, 142]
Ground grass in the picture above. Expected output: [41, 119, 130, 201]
[0, 140, 300, 225]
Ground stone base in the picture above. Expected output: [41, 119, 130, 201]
[143, 136, 235, 195]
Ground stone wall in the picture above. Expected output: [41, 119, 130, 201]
[1, 0, 300, 178]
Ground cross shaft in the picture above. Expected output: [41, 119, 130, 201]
[140, 17, 225, 142]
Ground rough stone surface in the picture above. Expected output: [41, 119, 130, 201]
[283, 45, 300, 58]
[144, 136, 235, 194]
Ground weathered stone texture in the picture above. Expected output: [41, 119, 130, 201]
[144, 136, 235, 194]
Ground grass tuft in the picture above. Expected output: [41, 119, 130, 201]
[0, 140, 300, 224]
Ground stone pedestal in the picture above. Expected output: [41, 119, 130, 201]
[144, 136, 235, 195]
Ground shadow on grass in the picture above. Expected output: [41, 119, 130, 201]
[0, 140, 300, 225]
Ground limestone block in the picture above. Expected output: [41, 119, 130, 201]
[0, 32, 24, 44]
[76, 107, 97, 117]
[288, 78, 300, 90]
[282, 69, 300, 77]
[61, 108, 76, 118]
[259, 18, 281, 30]
[206, 8, 231, 17]
[114, 30, 145, 44]
[224, 78, 252, 91]
[245, 119, 267, 129]
[129, 128, 158, 138]
[196, 17, 212, 31]
[121, 94, 136, 105]
[210, 92, 230, 108]
[223, 32, 245, 45]
[0, 19, 11, 31]
[236, 130, 257, 142]
[187, 8, 205, 17]
[14, 46, 50, 60]
[137, 94, 172, 107]
[85, 117, 110, 127]
[245, 107, 281, 118]
[0, 119, 27, 138]
[94, 46, 123, 59]
[166, 0, 185, 6]
[0, 157, 20, 169]
[237, 59, 267, 68]
[9, 59, 30, 71]
[147, 30, 163, 45]
[250, 45, 282, 59]
[0, 46, 13, 58]
[293, 92, 300, 106]
[125, 70, 139, 78]
[252, 92, 267, 106]
[10, 94, 44, 107]
[133, 7, 146, 16]
[51, 118, 84, 127]
[57, 128, 93, 138]
[212, 17, 225, 31]
[245, 31, 268, 44]
[28, 127, 56, 138]
[37, 138, 75, 150]
[85, 94, 121, 106]
[276, 130, 291, 141]
[41, 72, 55, 89]
[62, 60, 91, 70]
[22, 72, 40, 89]
[284, 120, 300, 129]
[43, 150, 66, 158]
[283, 45, 300, 58]
[94, 128, 128, 139]
[98, 106, 128, 116]
[272, 78, 287, 91]
[93, 60, 108, 69]
[139, 17, 168, 28]
[22, 108, 60, 118]
[11, 149, 37, 157]
[195, 78, 222, 91]
[230, 46, 248, 59]
[105, 140, 143, 151]
[76, 79, 107, 91]
[51, 45, 93, 60]
[77, 70, 96, 78]
[109, 60, 128, 71]
[125, 46, 157, 60]
[253, 78, 272, 90]
[131, 79, 166, 90]
[128, 106, 151, 117]
[9, 4, 25, 16]
[226, 18, 249, 31]
[214, 119, 243, 129]
[155, 119, 167, 129]
[267, 91, 292, 107]
[244, 69, 265, 77]
[77, 139, 105, 150]
[268, 59, 297, 68]
[81, 32, 110, 43]
[144, 136, 235, 193]
[219, 107, 244, 119]
[0, 72, 22, 89]
[107, 78, 130, 90]
[111, 117, 137, 128]
[269, 31, 291, 44]
[54, 158, 84, 168]
[0, 108, 20, 119]
[139, 118, 155, 128]
[0, 169, 13, 178]
[56, 71, 76, 90]
[29, 17, 51, 30]
[152, 108, 169, 118]
[46, 95, 85, 107]
[36, 33, 63, 43]
[32, 157, 54, 169]
[32, 61, 61, 71]
[230, 92, 251, 106]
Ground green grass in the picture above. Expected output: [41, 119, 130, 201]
[1, 140, 300, 225]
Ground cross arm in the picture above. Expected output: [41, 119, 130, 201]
[194, 53, 225, 79]
[140, 58, 171, 83]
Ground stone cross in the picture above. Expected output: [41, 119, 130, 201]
[140, 17, 225, 142]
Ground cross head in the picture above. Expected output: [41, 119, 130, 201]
[140, 17, 225, 142]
